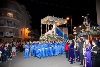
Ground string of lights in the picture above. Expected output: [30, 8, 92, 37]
[31, 0, 81, 11]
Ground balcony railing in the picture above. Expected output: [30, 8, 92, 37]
[0, 24, 19, 28]
[0, 24, 5, 26]
[0, 32, 3, 36]
[3, 32, 14, 36]
[3, 32, 19, 37]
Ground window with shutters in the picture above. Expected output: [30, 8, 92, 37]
[7, 12, 13, 17]
[0, 20, 5, 26]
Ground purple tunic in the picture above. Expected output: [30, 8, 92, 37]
[84, 45, 92, 67]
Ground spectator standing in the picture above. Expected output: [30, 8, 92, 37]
[2, 46, 7, 62]
[7, 43, 12, 60]
[0, 44, 3, 63]
[64, 42, 69, 58]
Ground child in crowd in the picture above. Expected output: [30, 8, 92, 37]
[12, 45, 16, 56]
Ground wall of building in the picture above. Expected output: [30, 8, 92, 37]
[58, 27, 68, 36]
[0, 0, 31, 41]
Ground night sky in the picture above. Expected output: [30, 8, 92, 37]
[17, 0, 97, 34]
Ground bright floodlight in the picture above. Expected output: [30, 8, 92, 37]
[74, 27, 76, 28]
[82, 16, 84, 18]
[66, 17, 69, 20]
[79, 26, 81, 27]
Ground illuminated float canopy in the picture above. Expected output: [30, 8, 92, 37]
[41, 16, 67, 26]
[40, 16, 68, 41]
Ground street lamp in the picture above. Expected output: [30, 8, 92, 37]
[82, 16, 84, 18]
[66, 17, 69, 20]
[26, 28, 29, 29]
[74, 26, 76, 28]
[79, 25, 81, 28]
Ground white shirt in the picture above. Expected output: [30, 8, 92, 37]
[74, 42, 76, 48]
[83, 47, 86, 55]
[0, 51, 2, 57]
[12, 47, 16, 52]
[6, 43, 9, 47]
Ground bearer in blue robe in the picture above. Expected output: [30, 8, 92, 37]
[36, 43, 42, 59]
[69, 40, 74, 64]
[44, 43, 49, 57]
[24, 42, 30, 58]
[34, 42, 38, 57]
[54, 43, 58, 56]
[60, 42, 63, 54]
[57, 42, 60, 54]
[48, 43, 53, 57]
[51, 42, 54, 56]
[58, 42, 62, 54]
[62, 41, 66, 54]
[41, 42, 45, 57]
[29, 42, 33, 56]
[31, 43, 35, 56]
[60, 41, 65, 54]
[52, 42, 56, 55]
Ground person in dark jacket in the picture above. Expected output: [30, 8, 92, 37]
[68, 40, 74, 64]
[78, 38, 84, 65]
[96, 44, 100, 67]
[2, 46, 7, 62]
[91, 40, 98, 67]
[7, 43, 12, 60]
[64, 42, 69, 58]
[20, 43, 23, 52]
[0, 44, 3, 62]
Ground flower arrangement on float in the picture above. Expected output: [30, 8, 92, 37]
[40, 34, 66, 41]
[78, 26, 100, 36]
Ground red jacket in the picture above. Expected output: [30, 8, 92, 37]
[64, 43, 69, 50]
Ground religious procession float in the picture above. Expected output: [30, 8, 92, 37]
[74, 15, 100, 40]
[40, 16, 68, 41]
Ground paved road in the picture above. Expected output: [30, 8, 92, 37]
[0, 52, 83, 67]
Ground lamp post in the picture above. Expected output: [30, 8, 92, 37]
[41, 23, 42, 36]
[71, 17, 72, 34]
[66, 16, 72, 34]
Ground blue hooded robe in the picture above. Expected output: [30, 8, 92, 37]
[24, 44, 30, 58]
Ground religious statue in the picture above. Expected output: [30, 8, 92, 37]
[83, 16, 90, 32]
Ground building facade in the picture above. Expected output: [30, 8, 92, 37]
[0, 0, 32, 42]
[96, 0, 100, 25]
[58, 27, 68, 36]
